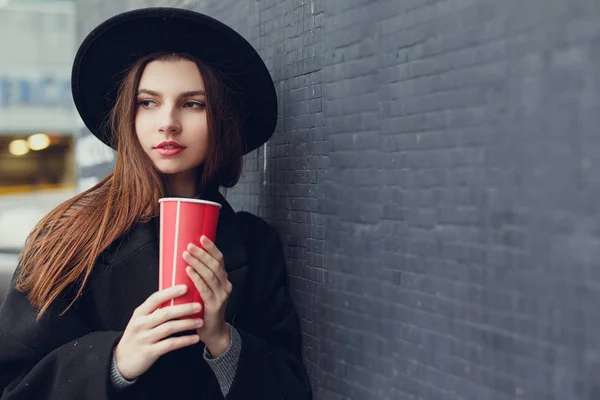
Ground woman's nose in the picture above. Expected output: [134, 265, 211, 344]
[158, 107, 182, 134]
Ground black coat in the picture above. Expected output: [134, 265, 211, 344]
[0, 193, 312, 399]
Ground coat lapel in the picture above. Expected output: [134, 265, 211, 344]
[203, 191, 249, 322]
[206, 191, 248, 274]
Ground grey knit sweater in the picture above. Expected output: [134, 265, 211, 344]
[110, 324, 242, 396]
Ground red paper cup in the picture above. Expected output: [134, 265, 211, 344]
[158, 198, 222, 319]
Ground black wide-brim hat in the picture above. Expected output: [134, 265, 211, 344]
[71, 7, 277, 154]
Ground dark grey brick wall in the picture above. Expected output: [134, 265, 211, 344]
[75, 0, 600, 399]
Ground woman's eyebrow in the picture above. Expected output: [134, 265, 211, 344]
[180, 90, 206, 97]
[137, 89, 206, 97]
[137, 89, 160, 97]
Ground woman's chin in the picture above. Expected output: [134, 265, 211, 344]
[158, 168, 186, 175]
[154, 162, 201, 177]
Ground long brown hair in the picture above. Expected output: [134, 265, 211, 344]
[16, 53, 244, 318]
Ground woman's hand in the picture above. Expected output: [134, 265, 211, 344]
[183, 235, 232, 357]
[114, 285, 203, 380]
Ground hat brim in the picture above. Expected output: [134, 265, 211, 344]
[71, 7, 277, 154]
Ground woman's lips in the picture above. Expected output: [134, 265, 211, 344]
[154, 147, 186, 156]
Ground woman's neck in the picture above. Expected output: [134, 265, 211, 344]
[165, 171, 198, 198]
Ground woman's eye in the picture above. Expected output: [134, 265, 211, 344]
[138, 99, 156, 107]
[184, 101, 205, 109]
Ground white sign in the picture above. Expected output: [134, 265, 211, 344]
[0, 74, 72, 108]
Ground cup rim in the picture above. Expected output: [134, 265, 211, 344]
[158, 197, 222, 208]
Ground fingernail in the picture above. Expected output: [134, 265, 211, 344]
[177, 285, 187, 293]
[193, 303, 202, 311]
[195, 319, 203, 327]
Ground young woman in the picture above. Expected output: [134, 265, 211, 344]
[0, 8, 311, 400]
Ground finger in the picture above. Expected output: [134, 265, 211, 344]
[152, 334, 200, 358]
[199, 236, 224, 265]
[186, 266, 214, 300]
[186, 257, 232, 300]
[185, 244, 226, 284]
[145, 302, 202, 328]
[149, 318, 203, 341]
[135, 285, 188, 316]
[183, 251, 224, 292]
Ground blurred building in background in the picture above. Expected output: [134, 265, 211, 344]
[0, 0, 76, 192]
[0, 0, 76, 296]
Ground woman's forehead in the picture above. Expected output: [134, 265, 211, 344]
[138, 59, 205, 94]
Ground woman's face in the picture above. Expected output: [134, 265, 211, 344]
[135, 59, 209, 177]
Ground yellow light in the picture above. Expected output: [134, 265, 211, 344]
[9, 140, 30, 156]
[28, 133, 50, 151]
